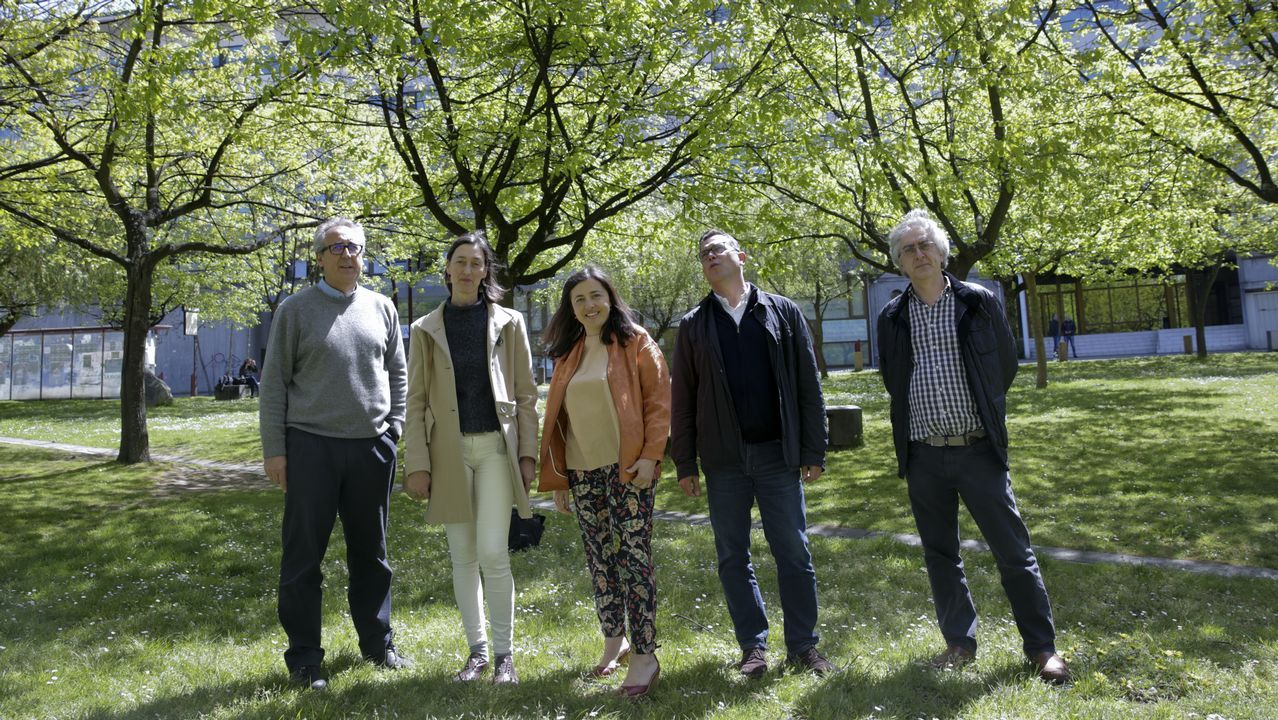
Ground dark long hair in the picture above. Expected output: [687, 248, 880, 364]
[542, 265, 641, 359]
[444, 230, 507, 303]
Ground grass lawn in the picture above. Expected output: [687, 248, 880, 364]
[1, 352, 1277, 718]
[4, 352, 1274, 566]
[1, 444, 1276, 719]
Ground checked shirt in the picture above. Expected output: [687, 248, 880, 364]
[906, 280, 983, 441]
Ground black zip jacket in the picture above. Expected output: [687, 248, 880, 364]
[877, 273, 1018, 478]
[671, 287, 827, 478]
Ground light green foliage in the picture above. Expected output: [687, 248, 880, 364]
[0, 0, 343, 461]
[0, 214, 94, 334]
[1066, 0, 1278, 205]
[315, 0, 777, 288]
[710, 1, 1094, 278]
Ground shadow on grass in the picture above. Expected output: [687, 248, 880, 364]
[0, 447, 284, 652]
[796, 660, 1022, 720]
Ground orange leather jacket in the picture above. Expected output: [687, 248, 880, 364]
[537, 327, 671, 491]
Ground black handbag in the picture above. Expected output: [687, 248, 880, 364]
[507, 508, 546, 552]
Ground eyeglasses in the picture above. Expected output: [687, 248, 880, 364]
[325, 242, 365, 256]
[898, 239, 936, 257]
[699, 242, 738, 262]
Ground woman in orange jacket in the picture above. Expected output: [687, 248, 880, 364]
[538, 266, 671, 698]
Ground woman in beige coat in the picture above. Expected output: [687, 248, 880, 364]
[403, 231, 538, 685]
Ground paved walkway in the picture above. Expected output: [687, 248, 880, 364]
[4, 435, 1276, 582]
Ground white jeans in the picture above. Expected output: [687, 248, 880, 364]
[444, 432, 516, 656]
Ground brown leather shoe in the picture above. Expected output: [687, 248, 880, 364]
[739, 647, 768, 678]
[787, 646, 836, 676]
[1031, 651, 1071, 685]
[930, 645, 975, 669]
[453, 652, 488, 682]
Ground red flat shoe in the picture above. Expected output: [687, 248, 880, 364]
[589, 645, 631, 678]
[618, 657, 660, 699]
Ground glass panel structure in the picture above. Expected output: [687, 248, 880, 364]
[11, 335, 42, 400]
[41, 333, 74, 399]
[103, 332, 124, 398]
[73, 332, 104, 398]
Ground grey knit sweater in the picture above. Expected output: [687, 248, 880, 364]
[258, 283, 407, 458]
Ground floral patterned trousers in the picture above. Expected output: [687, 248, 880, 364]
[568, 463, 657, 653]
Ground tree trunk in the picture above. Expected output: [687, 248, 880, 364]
[1190, 264, 1222, 360]
[117, 256, 154, 464]
[1024, 273, 1048, 389]
[808, 314, 828, 378]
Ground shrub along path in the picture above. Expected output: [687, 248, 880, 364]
[4, 434, 1272, 582]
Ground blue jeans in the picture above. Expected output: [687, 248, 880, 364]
[704, 440, 819, 654]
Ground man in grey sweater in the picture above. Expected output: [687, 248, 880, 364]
[259, 217, 408, 691]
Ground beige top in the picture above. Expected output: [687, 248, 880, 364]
[564, 333, 621, 471]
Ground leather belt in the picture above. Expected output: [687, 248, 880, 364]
[917, 429, 987, 447]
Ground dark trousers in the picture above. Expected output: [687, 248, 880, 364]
[279, 427, 396, 670]
[704, 440, 819, 655]
[906, 440, 1056, 657]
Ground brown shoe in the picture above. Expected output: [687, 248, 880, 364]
[738, 647, 767, 678]
[492, 654, 519, 685]
[453, 652, 488, 682]
[787, 646, 836, 676]
[930, 645, 975, 669]
[1031, 651, 1071, 685]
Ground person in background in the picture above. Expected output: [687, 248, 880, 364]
[539, 266, 671, 698]
[259, 217, 409, 691]
[402, 231, 538, 686]
[876, 208, 1069, 685]
[1061, 316, 1078, 358]
[239, 358, 259, 397]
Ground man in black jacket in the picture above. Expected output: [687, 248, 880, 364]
[877, 209, 1069, 684]
[672, 229, 833, 678]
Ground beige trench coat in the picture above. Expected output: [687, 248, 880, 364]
[404, 302, 539, 524]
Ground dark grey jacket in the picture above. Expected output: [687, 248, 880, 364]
[877, 273, 1018, 478]
[670, 287, 827, 478]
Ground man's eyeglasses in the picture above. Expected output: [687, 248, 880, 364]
[898, 239, 936, 257]
[325, 242, 365, 256]
[699, 242, 738, 262]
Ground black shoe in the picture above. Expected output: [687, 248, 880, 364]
[289, 665, 327, 691]
[367, 644, 413, 670]
[787, 646, 836, 676]
[739, 647, 767, 679]
[492, 654, 518, 685]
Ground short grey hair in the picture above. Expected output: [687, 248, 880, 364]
[699, 228, 741, 251]
[313, 217, 365, 255]
[887, 209, 950, 269]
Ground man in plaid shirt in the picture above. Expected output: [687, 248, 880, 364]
[876, 209, 1070, 685]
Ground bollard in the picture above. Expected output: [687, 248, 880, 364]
[1058, 340, 1068, 361]
[1183, 335, 1193, 354]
